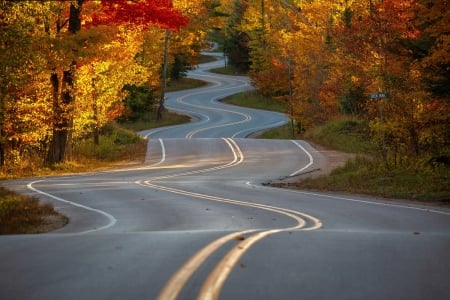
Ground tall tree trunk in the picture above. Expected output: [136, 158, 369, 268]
[0, 93, 5, 166]
[93, 101, 99, 145]
[0, 125, 4, 167]
[46, 1, 83, 164]
[68, 0, 83, 34]
[47, 72, 63, 164]
[156, 29, 170, 121]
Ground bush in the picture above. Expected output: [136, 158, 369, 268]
[120, 84, 155, 122]
[304, 117, 373, 154]
[74, 125, 143, 162]
[0, 187, 64, 234]
[299, 156, 450, 202]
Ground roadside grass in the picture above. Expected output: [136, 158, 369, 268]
[209, 65, 247, 76]
[198, 54, 218, 64]
[0, 187, 67, 234]
[257, 124, 295, 139]
[219, 90, 449, 202]
[166, 77, 207, 92]
[221, 91, 287, 113]
[303, 117, 374, 154]
[292, 118, 449, 202]
[71, 124, 148, 164]
[298, 156, 450, 203]
[119, 112, 191, 132]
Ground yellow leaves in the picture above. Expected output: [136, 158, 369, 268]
[3, 71, 53, 144]
[73, 32, 150, 138]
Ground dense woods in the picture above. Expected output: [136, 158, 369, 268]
[0, 0, 448, 173]
[0, 0, 215, 169]
[222, 0, 449, 167]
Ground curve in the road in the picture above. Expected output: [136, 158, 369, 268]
[140, 56, 288, 139]
[27, 180, 117, 234]
[4, 52, 447, 300]
[136, 138, 321, 300]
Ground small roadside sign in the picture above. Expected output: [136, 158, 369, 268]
[369, 93, 390, 99]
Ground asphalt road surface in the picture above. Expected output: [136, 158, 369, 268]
[1, 53, 449, 300]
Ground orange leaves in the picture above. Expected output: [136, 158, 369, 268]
[370, 0, 420, 39]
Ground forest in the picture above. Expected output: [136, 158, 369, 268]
[1, 0, 449, 176]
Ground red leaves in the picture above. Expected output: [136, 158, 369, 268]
[370, 0, 420, 39]
[91, 0, 189, 30]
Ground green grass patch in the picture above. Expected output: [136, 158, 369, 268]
[0, 187, 67, 234]
[166, 77, 208, 92]
[297, 156, 450, 203]
[119, 112, 190, 132]
[209, 65, 247, 76]
[258, 116, 449, 202]
[303, 118, 373, 154]
[198, 54, 218, 64]
[72, 124, 146, 163]
[259, 117, 373, 153]
[257, 124, 296, 139]
[221, 91, 287, 114]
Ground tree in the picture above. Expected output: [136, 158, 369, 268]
[0, 1, 59, 166]
[45, 0, 188, 163]
[92, 0, 189, 30]
[46, 0, 84, 164]
[0, 0, 189, 168]
[414, 0, 450, 98]
[73, 27, 149, 143]
[223, 0, 252, 72]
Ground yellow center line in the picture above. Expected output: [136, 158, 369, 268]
[156, 229, 257, 300]
[197, 220, 320, 300]
[140, 138, 242, 182]
[144, 180, 321, 300]
[137, 138, 322, 300]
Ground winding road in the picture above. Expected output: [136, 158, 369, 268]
[1, 53, 450, 300]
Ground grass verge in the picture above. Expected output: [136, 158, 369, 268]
[209, 65, 247, 76]
[119, 112, 190, 132]
[303, 118, 373, 154]
[221, 91, 286, 113]
[217, 89, 450, 203]
[166, 77, 207, 92]
[0, 187, 67, 234]
[198, 54, 219, 64]
[283, 118, 449, 203]
[298, 156, 450, 203]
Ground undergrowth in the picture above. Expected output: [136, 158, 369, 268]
[0, 187, 67, 234]
[295, 118, 450, 203]
[221, 91, 286, 114]
[299, 156, 450, 202]
[0, 76, 199, 234]
[258, 108, 449, 202]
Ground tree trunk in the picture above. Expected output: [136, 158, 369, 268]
[156, 29, 170, 121]
[0, 97, 5, 166]
[93, 101, 99, 145]
[46, 72, 63, 164]
[68, 0, 83, 34]
[46, 1, 82, 164]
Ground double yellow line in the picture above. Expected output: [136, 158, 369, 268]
[136, 138, 322, 300]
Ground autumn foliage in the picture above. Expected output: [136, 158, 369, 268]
[0, 0, 193, 169]
[1, 0, 448, 173]
[223, 0, 449, 166]
[91, 0, 189, 29]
